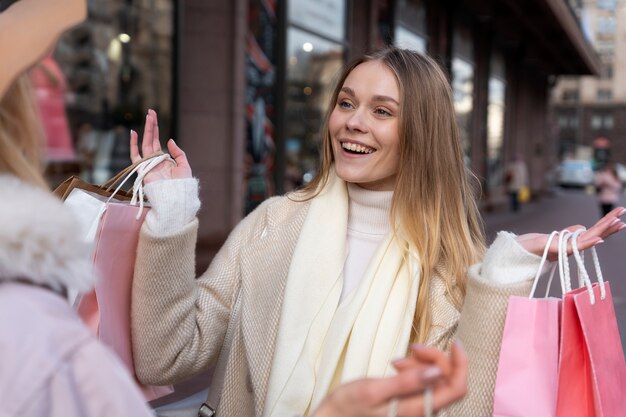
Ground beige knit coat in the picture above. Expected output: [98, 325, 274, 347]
[131, 195, 533, 417]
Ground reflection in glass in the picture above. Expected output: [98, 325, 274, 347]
[487, 77, 506, 191]
[394, 26, 426, 53]
[288, 0, 346, 43]
[394, 0, 427, 52]
[284, 27, 344, 191]
[48, 1, 174, 186]
[452, 57, 474, 162]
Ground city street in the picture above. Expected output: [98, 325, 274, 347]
[483, 188, 626, 352]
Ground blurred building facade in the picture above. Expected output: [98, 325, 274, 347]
[551, 0, 626, 166]
[47, 0, 598, 265]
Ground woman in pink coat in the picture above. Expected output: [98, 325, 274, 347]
[0, 1, 156, 416]
[595, 163, 622, 217]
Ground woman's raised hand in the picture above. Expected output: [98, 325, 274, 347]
[311, 342, 467, 417]
[129, 109, 192, 184]
[515, 206, 626, 261]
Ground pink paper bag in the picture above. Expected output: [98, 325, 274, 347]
[493, 295, 561, 417]
[557, 282, 626, 417]
[76, 201, 173, 401]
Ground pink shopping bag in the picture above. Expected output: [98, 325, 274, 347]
[76, 200, 174, 401]
[492, 296, 561, 417]
[556, 281, 626, 417]
[493, 231, 563, 417]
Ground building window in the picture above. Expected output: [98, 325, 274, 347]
[487, 51, 506, 192]
[604, 115, 614, 129]
[43, 2, 175, 186]
[592, 115, 603, 129]
[600, 64, 613, 79]
[597, 89, 612, 101]
[598, 0, 616, 10]
[562, 89, 579, 102]
[284, 0, 347, 191]
[559, 115, 569, 129]
[394, 0, 427, 53]
[244, 0, 279, 213]
[452, 24, 474, 163]
[569, 115, 579, 129]
[596, 16, 616, 33]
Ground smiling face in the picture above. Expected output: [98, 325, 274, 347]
[328, 60, 401, 191]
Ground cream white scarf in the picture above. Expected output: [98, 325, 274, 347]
[263, 170, 421, 417]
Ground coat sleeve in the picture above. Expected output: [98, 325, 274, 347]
[435, 233, 538, 417]
[131, 196, 272, 386]
[23, 339, 153, 417]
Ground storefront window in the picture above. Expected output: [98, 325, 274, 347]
[244, 0, 279, 214]
[451, 26, 474, 163]
[486, 52, 506, 192]
[43, 1, 175, 187]
[394, 0, 427, 53]
[283, 0, 346, 191]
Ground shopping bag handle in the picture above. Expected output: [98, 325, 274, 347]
[102, 151, 165, 192]
[105, 153, 174, 219]
[571, 229, 607, 304]
[530, 231, 560, 298]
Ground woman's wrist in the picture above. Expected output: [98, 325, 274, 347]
[143, 177, 201, 235]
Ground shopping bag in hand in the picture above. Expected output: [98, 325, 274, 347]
[493, 231, 563, 417]
[556, 232, 626, 417]
[54, 152, 175, 401]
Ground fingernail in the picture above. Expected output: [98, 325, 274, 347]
[620, 208, 626, 216]
[421, 366, 442, 382]
[619, 224, 626, 230]
[596, 239, 605, 244]
[611, 218, 620, 226]
[391, 357, 407, 366]
[130, 129, 135, 135]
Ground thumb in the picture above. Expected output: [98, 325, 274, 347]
[167, 139, 191, 169]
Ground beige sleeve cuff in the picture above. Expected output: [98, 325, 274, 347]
[143, 178, 201, 236]
[477, 231, 551, 285]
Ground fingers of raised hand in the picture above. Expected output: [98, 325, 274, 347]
[148, 109, 162, 153]
[130, 129, 140, 163]
[141, 111, 155, 156]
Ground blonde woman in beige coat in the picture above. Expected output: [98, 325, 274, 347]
[130, 48, 625, 417]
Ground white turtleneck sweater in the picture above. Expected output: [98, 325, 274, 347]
[341, 183, 393, 303]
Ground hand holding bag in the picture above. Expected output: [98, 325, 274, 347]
[55, 153, 175, 402]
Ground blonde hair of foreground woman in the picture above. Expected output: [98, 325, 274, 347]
[0, 74, 47, 189]
[301, 48, 486, 343]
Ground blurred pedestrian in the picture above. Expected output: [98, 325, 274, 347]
[595, 162, 622, 217]
[129, 47, 625, 417]
[0, 1, 154, 416]
[504, 154, 529, 212]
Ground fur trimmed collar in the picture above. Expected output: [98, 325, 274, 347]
[0, 174, 93, 292]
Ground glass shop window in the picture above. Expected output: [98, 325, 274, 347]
[283, 0, 347, 192]
[40, 0, 175, 187]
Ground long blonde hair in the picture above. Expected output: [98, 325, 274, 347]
[302, 47, 486, 343]
[0, 74, 48, 189]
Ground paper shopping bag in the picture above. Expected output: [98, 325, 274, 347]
[56, 153, 174, 401]
[557, 282, 626, 417]
[493, 231, 564, 417]
[492, 296, 561, 417]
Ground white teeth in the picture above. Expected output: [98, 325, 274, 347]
[341, 142, 374, 154]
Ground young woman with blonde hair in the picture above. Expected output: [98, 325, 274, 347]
[0, 0, 160, 415]
[129, 47, 624, 417]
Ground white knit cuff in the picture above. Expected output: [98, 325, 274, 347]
[143, 178, 201, 236]
[478, 231, 550, 285]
